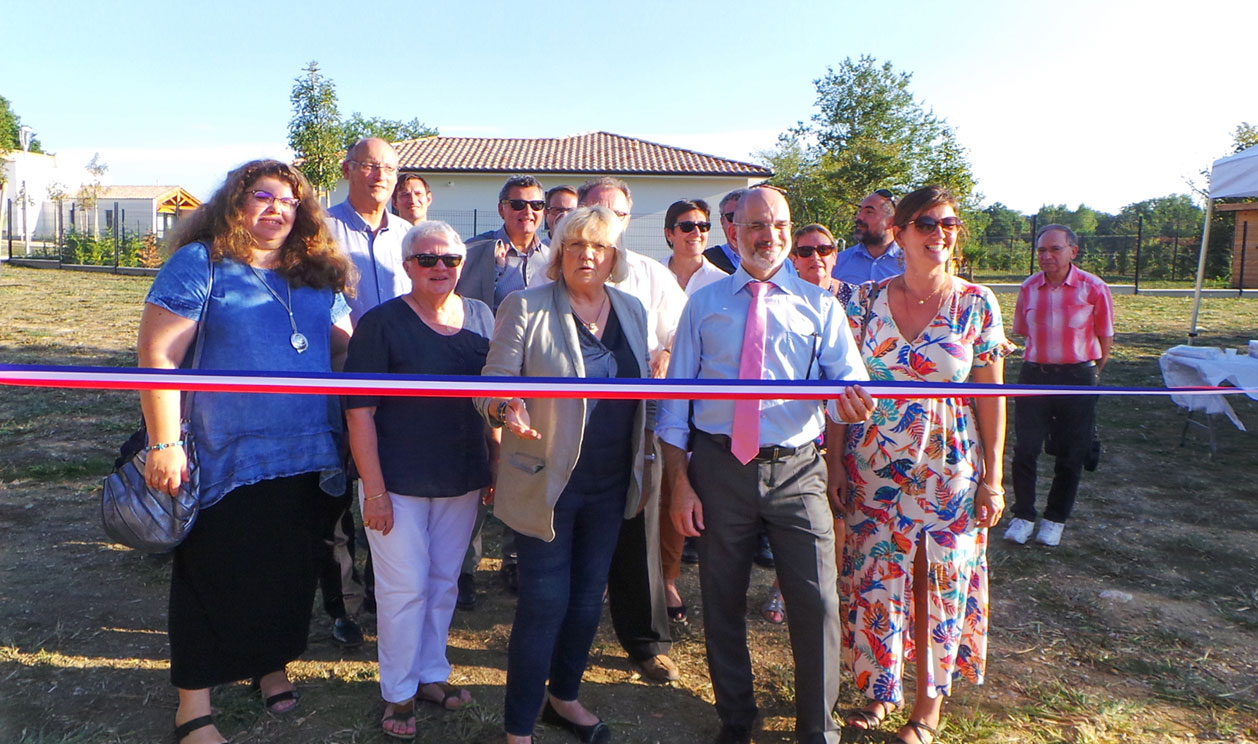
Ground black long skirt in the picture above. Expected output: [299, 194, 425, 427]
[168, 472, 325, 689]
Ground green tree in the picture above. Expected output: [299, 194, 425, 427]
[288, 61, 343, 199]
[1232, 122, 1258, 154]
[0, 95, 43, 153]
[341, 113, 436, 150]
[760, 55, 978, 233]
[76, 153, 108, 238]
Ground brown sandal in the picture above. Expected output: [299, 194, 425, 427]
[381, 700, 416, 740]
[418, 681, 471, 711]
[894, 719, 937, 744]
[845, 700, 898, 730]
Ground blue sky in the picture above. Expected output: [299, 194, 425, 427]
[4, 0, 1254, 213]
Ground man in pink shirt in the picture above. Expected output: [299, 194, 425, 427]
[1006, 224, 1114, 547]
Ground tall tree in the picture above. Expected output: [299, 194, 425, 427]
[0, 95, 43, 153]
[288, 62, 342, 199]
[341, 113, 436, 150]
[76, 153, 108, 238]
[1232, 122, 1258, 154]
[760, 56, 978, 233]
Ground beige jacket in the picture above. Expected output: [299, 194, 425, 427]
[477, 279, 649, 541]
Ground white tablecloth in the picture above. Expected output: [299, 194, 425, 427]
[1159, 345, 1258, 431]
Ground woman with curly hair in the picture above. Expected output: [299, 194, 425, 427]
[138, 159, 355, 744]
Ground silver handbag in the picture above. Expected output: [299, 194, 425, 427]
[100, 249, 212, 552]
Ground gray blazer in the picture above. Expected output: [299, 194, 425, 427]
[477, 279, 649, 541]
[457, 232, 552, 311]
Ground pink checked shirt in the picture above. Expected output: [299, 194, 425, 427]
[1013, 264, 1114, 364]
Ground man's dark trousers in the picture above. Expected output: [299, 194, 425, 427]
[1011, 361, 1099, 524]
[607, 431, 671, 662]
[690, 431, 842, 744]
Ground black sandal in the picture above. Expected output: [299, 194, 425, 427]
[252, 676, 300, 717]
[894, 719, 937, 744]
[667, 604, 687, 622]
[845, 700, 897, 730]
[173, 715, 228, 744]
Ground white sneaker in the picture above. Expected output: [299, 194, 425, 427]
[1036, 520, 1064, 547]
[1003, 517, 1034, 545]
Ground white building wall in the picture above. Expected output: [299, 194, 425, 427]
[0, 151, 93, 243]
[329, 172, 761, 258]
[96, 197, 158, 236]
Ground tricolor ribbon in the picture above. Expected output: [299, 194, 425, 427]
[1, 363, 1253, 400]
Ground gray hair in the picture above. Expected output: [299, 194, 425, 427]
[401, 220, 465, 258]
[498, 175, 544, 202]
[546, 206, 629, 283]
[1036, 223, 1078, 247]
[719, 188, 749, 213]
[577, 177, 633, 208]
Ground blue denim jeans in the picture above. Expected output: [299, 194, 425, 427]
[502, 484, 626, 736]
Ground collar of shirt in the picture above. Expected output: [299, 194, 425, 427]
[729, 261, 805, 296]
[330, 200, 409, 234]
[1028, 263, 1081, 290]
[493, 226, 545, 257]
[852, 241, 902, 261]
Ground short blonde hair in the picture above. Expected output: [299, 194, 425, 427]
[546, 206, 629, 283]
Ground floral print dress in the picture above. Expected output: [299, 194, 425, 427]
[840, 278, 1013, 703]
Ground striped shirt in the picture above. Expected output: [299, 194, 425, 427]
[1013, 264, 1114, 364]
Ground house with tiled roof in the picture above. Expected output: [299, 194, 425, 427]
[330, 131, 772, 256]
[77, 185, 200, 239]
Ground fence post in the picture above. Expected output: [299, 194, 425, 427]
[472, 208, 478, 236]
[113, 200, 121, 270]
[1171, 221, 1179, 281]
[1240, 221, 1249, 293]
[1028, 216, 1037, 274]
[1134, 213, 1143, 293]
[6, 198, 11, 260]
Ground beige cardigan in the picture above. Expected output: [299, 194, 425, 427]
[477, 279, 649, 541]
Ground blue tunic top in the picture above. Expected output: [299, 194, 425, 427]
[145, 242, 350, 508]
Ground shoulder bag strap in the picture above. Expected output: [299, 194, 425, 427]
[180, 248, 214, 420]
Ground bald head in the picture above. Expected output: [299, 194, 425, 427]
[733, 187, 792, 280]
[342, 138, 400, 212]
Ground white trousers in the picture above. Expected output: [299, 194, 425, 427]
[361, 487, 479, 703]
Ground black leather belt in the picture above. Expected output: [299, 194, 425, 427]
[702, 431, 806, 462]
[1024, 361, 1095, 373]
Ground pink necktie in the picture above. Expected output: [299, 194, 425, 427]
[731, 281, 769, 465]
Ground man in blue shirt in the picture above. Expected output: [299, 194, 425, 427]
[702, 188, 748, 274]
[659, 186, 874, 744]
[322, 137, 414, 647]
[457, 175, 551, 313]
[831, 188, 903, 285]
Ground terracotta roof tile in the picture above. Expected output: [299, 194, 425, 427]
[394, 131, 771, 177]
[102, 185, 185, 199]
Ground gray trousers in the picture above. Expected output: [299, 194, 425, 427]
[691, 432, 842, 744]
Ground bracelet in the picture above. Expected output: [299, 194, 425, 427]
[364, 491, 389, 501]
[980, 481, 1006, 497]
[144, 440, 184, 452]
[494, 398, 511, 425]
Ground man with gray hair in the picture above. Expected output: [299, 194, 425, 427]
[323, 137, 414, 648]
[703, 188, 748, 274]
[578, 176, 687, 684]
[1006, 224, 1114, 548]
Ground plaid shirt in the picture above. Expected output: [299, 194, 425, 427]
[1013, 264, 1114, 364]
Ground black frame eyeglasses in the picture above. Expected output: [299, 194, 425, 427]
[406, 253, 464, 268]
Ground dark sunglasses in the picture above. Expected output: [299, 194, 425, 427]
[721, 211, 735, 223]
[908, 216, 963, 234]
[793, 243, 836, 258]
[503, 198, 545, 212]
[873, 188, 897, 206]
[406, 253, 464, 268]
[674, 220, 712, 233]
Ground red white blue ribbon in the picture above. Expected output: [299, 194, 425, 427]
[1, 363, 1252, 400]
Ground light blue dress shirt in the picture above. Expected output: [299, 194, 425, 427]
[656, 263, 869, 451]
[831, 241, 904, 285]
[326, 200, 412, 325]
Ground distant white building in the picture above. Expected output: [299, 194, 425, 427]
[89, 185, 201, 239]
[328, 131, 773, 258]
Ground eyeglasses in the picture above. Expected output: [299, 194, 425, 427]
[908, 216, 963, 234]
[547, 206, 574, 216]
[563, 240, 612, 255]
[247, 190, 300, 212]
[734, 221, 793, 233]
[673, 221, 711, 234]
[793, 243, 836, 258]
[503, 199, 546, 212]
[721, 211, 735, 224]
[348, 160, 398, 175]
[406, 253, 464, 268]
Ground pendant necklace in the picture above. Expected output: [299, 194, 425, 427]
[573, 294, 610, 334]
[250, 267, 308, 353]
[902, 277, 949, 306]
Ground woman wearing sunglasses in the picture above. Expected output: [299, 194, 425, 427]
[478, 206, 648, 744]
[344, 221, 494, 738]
[662, 198, 725, 297]
[755, 223, 858, 626]
[837, 187, 1012, 744]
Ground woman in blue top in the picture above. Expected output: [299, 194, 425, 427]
[139, 159, 354, 744]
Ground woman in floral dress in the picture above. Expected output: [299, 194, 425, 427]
[838, 186, 1012, 744]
